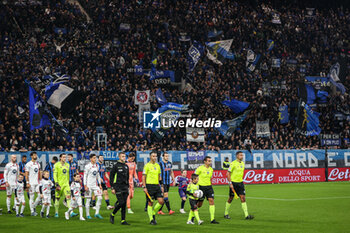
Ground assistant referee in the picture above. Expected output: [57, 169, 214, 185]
[224, 151, 254, 220]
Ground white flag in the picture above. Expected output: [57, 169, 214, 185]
[134, 90, 150, 105]
[186, 127, 205, 142]
[256, 120, 271, 137]
[138, 103, 150, 123]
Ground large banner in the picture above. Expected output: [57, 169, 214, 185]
[1, 150, 349, 188]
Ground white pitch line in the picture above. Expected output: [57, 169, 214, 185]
[216, 195, 350, 201]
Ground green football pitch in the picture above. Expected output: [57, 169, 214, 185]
[0, 182, 349, 233]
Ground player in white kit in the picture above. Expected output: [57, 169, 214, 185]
[84, 153, 103, 219]
[25, 152, 42, 216]
[39, 171, 54, 218]
[14, 174, 26, 217]
[65, 173, 85, 221]
[4, 154, 19, 214]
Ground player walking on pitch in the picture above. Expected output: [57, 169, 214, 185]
[224, 151, 254, 220]
[158, 152, 175, 215]
[4, 154, 19, 214]
[142, 151, 164, 225]
[84, 153, 103, 219]
[39, 171, 54, 218]
[53, 153, 71, 218]
[25, 152, 42, 216]
[66, 173, 85, 221]
[195, 156, 219, 224]
[97, 155, 114, 210]
[109, 152, 130, 225]
[126, 152, 139, 214]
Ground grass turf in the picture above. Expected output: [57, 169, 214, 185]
[0, 182, 349, 233]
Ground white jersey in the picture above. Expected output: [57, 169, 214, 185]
[70, 181, 82, 197]
[40, 178, 54, 195]
[4, 162, 19, 185]
[15, 181, 25, 197]
[25, 160, 41, 185]
[84, 163, 100, 187]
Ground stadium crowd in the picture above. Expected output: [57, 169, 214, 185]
[1, 0, 350, 154]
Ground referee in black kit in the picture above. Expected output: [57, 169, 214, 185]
[109, 152, 130, 225]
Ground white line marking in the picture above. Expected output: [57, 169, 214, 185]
[216, 195, 350, 201]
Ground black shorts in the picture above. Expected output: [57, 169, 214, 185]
[189, 198, 199, 210]
[230, 182, 245, 196]
[199, 185, 214, 201]
[146, 184, 163, 201]
[101, 183, 108, 191]
[162, 184, 170, 193]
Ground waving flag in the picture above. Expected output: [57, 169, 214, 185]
[29, 86, 51, 130]
[156, 88, 167, 105]
[298, 83, 316, 105]
[267, 39, 274, 52]
[296, 101, 321, 136]
[222, 99, 249, 114]
[187, 41, 204, 72]
[208, 29, 223, 38]
[278, 105, 289, 124]
[246, 49, 261, 72]
[206, 39, 235, 65]
[216, 109, 251, 137]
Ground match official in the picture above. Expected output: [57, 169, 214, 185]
[224, 151, 254, 220]
[109, 152, 130, 225]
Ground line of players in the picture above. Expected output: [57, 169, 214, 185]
[4, 150, 254, 225]
[3, 152, 139, 219]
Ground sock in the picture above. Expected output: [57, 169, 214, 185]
[225, 202, 231, 215]
[54, 200, 60, 214]
[145, 200, 148, 210]
[82, 197, 85, 206]
[79, 206, 83, 218]
[34, 196, 41, 207]
[29, 193, 34, 212]
[105, 199, 110, 206]
[95, 196, 102, 215]
[68, 207, 73, 214]
[209, 205, 215, 221]
[46, 205, 50, 216]
[41, 205, 46, 213]
[66, 199, 71, 209]
[21, 204, 25, 214]
[92, 200, 96, 206]
[153, 202, 162, 215]
[241, 202, 248, 217]
[127, 196, 131, 209]
[85, 199, 91, 217]
[194, 210, 200, 222]
[147, 205, 153, 221]
[16, 205, 19, 215]
[7, 197, 11, 211]
[187, 210, 194, 222]
[164, 198, 171, 211]
[181, 200, 185, 209]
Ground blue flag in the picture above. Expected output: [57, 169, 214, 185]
[246, 50, 261, 72]
[187, 41, 204, 72]
[158, 43, 168, 50]
[208, 29, 223, 38]
[279, 105, 289, 124]
[29, 86, 51, 130]
[267, 39, 274, 52]
[298, 83, 316, 105]
[222, 99, 249, 114]
[216, 109, 251, 137]
[158, 102, 189, 113]
[54, 28, 67, 34]
[296, 101, 321, 136]
[156, 88, 167, 105]
[317, 90, 328, 103]
[206, 39, 235, 65]
[149, 70, 175, 82]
